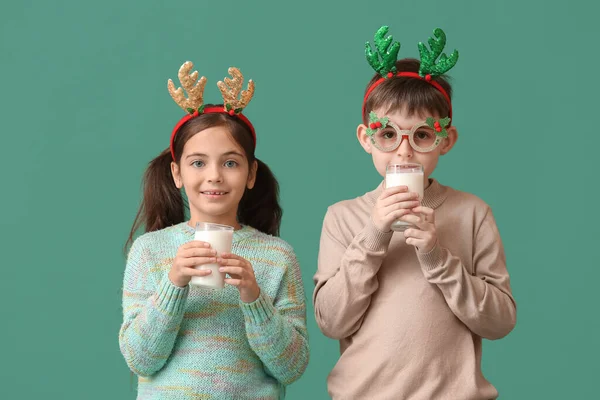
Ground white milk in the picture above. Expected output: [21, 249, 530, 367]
[191, 229, 233, 289]
[385, 172, 424, 198]
[386, 170, 424, 231]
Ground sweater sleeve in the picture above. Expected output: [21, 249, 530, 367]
[239, 251, 309, 386]
[118, 238, 189, 377]
[313, 206, 393, 340]
[417, 207, 517, 340]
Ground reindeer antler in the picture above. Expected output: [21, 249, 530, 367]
[217, 67, 255, 114]
[365, 26, 401, 77]
[167, 61, 207, 114]
[418, 28, 459, 77]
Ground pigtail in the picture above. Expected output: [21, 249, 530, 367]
[125, 148, 185, 252]
[237, 158, 282, 237]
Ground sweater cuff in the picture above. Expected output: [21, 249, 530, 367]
[154, 274, 189, 315]
[361, 217, 394, 252]
[240, 290, 276, 325]
[416, 242, 445, 271]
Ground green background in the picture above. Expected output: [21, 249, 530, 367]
[1, 0, 597, 398]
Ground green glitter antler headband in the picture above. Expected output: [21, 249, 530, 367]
[418, 28, 459, 77]
[362, 26, 459, 119]
[365, 26, 401, 77]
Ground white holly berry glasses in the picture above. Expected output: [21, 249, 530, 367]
[366, 113, 451, 153]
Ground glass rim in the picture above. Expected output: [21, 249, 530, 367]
[195, 222, 235, 231]
[386, 162, 424, 172]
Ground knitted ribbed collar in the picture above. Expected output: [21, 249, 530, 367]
[365, 178, 449, 209]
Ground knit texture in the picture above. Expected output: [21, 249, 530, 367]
[313, 178, 516, 400]
[119, 222, 309, 399]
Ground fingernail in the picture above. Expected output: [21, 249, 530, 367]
[219, 267, 225, 272]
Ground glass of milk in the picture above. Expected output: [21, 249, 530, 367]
[385, 163, 424, 232]
[192, 222, 234, 289]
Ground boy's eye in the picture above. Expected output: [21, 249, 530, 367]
[192, 160, 205, 168]
[224, 160, 238, 168]
[377, 129, 397, 140]
[415, 130, 433, 140]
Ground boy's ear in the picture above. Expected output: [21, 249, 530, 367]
[171, 161, 183, 188]
[357, 124, 373, 154]
[440, 126, 458, 155]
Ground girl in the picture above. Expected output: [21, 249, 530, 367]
[119, 61, 309, 399]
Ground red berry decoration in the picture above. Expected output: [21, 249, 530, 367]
[425, 74, 432, 81]
[387, 72, 394, 78]
[375, 121, 382, 128]
[228, 109, 235, 116]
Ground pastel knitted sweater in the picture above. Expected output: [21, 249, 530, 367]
[119, 222, 309, 399]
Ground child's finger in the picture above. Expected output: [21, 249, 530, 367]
[383, 199, 421, 212]
[217, 257, 246, 268]
[411, 206, 435, 223]
[185, 268, 212, 277]
[181, 247, 217, 258]
[220, 253, 246, 261]
[388, 209, 413, 220]
[179, 257, 217, 268]
[404, 228, 426, 239]
[405, 237, 424, 248]
[218, 266, 244, 276]
[399, 214, 422, 225]
[224, 278, 242, 287]
[380, 192, 420, 207]
[379, 185, 408, 200]
[181, 241, 211, 249]
[220, 254, 252, 269]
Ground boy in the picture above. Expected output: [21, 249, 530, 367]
[313, 26, 516, 399]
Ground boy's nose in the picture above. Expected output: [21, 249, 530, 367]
[396, 134, 413, 158]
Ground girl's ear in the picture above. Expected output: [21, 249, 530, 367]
[440, 126, 458, 155]
[247, 160, 258, 189]
[171, 161, 183, 188]
[357, 124, 373, 154]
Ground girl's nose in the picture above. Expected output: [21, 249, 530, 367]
[206, 165, 223, 182]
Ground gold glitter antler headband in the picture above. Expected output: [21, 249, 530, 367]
[168, 62, 257, 160]
[217, 67, 255, 115]
[167, 61, 207, 114]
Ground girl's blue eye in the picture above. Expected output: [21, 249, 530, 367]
[224, 160, 238, 168]
[192, 160, 204, 168]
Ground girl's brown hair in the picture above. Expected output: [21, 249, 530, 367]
[125, 107, 281, 251]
